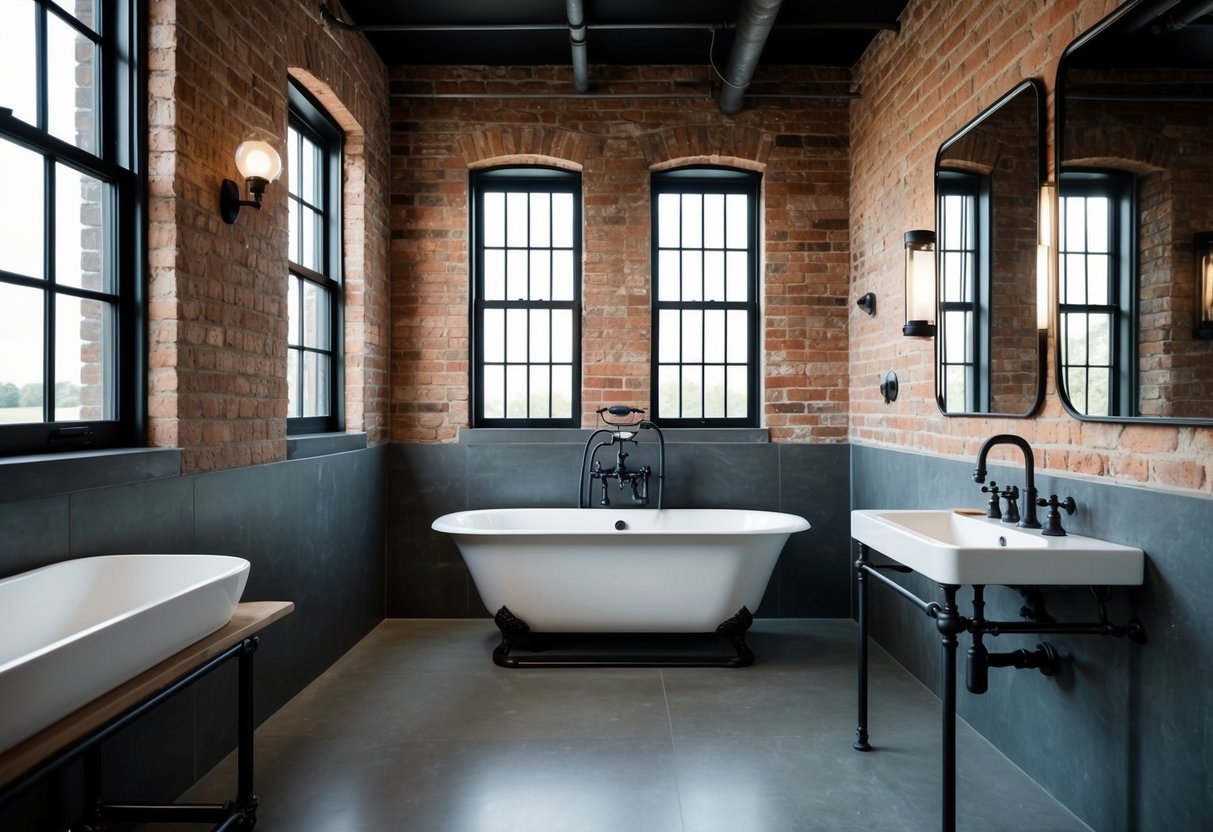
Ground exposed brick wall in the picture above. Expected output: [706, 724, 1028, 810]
[388, 66, 853, 442]
[148, 0, 390, 473]
[850, 0, 1213, 495]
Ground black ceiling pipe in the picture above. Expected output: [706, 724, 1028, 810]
[567, 0, 589, 93]
[718, 0, 784, 116]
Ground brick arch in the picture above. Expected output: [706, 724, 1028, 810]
[637, 126, 773, 171]
[460, 127, 599, 169]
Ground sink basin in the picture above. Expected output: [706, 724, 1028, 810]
[851, 509, 1144, 586]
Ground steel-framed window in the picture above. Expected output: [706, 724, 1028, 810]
[1058, 172, 1135, 417]
[0, 0, 142, 456]
[470, 167, 582, 428]
[937, 171, 990, 413]
[286, 82, 343, 434]
[651, 168, 758, 427]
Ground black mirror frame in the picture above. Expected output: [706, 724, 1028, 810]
[934, 78, 1047, 419]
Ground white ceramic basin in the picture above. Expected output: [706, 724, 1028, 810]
[851, 509, 1144, 586]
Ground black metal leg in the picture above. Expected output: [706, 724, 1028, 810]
[854, 543, 872, 751]
[937, 585, 962, 832]
[235, 637, 260, 828]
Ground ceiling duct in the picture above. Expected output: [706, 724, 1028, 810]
[718, 0, 784, 115]
[567, 0, 589, 93]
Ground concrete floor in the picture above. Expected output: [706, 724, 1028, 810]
[159, 619, 1092, 831]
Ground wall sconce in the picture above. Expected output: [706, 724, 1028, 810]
[1036, 184, 1055, 331]
[220, 140, 283, 224]
[1195, 232, 1213, 339]
[856, 292, 877, 316]
[902, 230, 936, 337]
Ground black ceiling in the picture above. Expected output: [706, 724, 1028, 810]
[328, 1, 909, 68]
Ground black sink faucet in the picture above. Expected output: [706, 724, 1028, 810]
[973, 434, 1041, 529]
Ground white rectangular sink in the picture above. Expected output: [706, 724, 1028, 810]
[851, 509, 1144, 586]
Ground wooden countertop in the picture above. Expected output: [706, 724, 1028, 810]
[0, 600, 294, 790]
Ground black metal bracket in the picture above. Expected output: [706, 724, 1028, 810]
[491, 605, 756, 668]
[2, 638, 261, 832]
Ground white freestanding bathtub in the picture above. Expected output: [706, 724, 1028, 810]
[431, 508, 810, 643]
[0, 554, 250, 753]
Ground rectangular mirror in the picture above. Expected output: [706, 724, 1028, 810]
[1056, 0, 1213, 423]
[935, 79, 1046, 417]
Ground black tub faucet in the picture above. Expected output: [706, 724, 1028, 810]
[973, 434, 1041, 529]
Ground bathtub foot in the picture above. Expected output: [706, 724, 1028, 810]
[716, 606, 756, 666]
[490, 605, 757, 668]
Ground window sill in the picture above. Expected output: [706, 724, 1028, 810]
[457, 427, 768, 445]
[286, 432, 368, 460]
[0, 448, 182, 504]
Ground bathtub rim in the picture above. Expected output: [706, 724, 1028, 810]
[431, 507, 811, 536]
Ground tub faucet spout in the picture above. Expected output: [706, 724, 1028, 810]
[973, 434, 1041, 529]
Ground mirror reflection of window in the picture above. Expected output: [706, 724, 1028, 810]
[1058, 172, 1135, 417]
[938, 171, 988, 413]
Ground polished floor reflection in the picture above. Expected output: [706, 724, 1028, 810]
[156, 619, 1091, 831]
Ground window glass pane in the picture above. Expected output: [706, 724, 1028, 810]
[945, 366, 966, 412]
[726, 365, 747, 418]
[1065, 314, 1089, 364]
[58, 294, 113, 420]
[657, 193, 680, 248]
[506, 192, 528, 247]
[1087, 255, 1109, 305]
[1063, 254, 1087, 304]
[657, 365, 679, 415]
[505, 308, 526, 362]
[0, 139, 45, 278]
[551, 192, 573, 248]
[300, 205, 320, 271]
[484, 192, 505, 247]
[552, 250, 574, 300]
[1086, 198, 1109, 252]
[681, 309, 703, 363]
[303, 351, 329, 417]
[680, 251, 702, 302]
[288, 127, 301, 196]
[0, 2, 36, 125]
[704, 310, 725, 363]
[302, 280, 330, 349]
[529, 309, 550, 363]
[482, 365, 504, 419]
[529, 250, 550, 300]
[657, 250, 680, 302]
[287, 276, 300, 344]
[1089, 313, 1111, 365]
[483, 250, 505, 300]
[680, 194, 702, 248]
[704, 251, 724, 301]
[551, 365, 572, 418]
[529, 365, 550, 418]
[55, 164, 107, 290]
[287, 347, 299, 417]
[288, 197, 300, 263]
[1066, 366, 1088, 411]
[944, 310, 968, 363]
[505, 365, 527, 418]
[703, 194, 724, 249]
[658, 309, 679, 362]
[681, 365, 702, 417]
[551, 309, 572, 363]
[0, 283, 44, 423]
[529, 193, 550, 247]
[1063, 198, 1086, 252]
[942, 253, 965, 301]
[704, 365, 725, 417]
[483, 308, 504, 362]
[301, 134, 320, 205]
[1088, 371, 1110, 416]
[726, 310, 748, 363]
[726, 251, 747, 302]
[506, 250, 528, 300]
[47, 12, 97, 152]
[726, 194, 748, 249]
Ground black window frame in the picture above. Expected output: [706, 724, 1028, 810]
[286, 81, 344, 435]
[0, 0, 144, 457]
[650, 166, 759, 428]
[1057, 170, 1136, 418]
[936, 169, 992, 413]
[469, 166, 583, 429]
